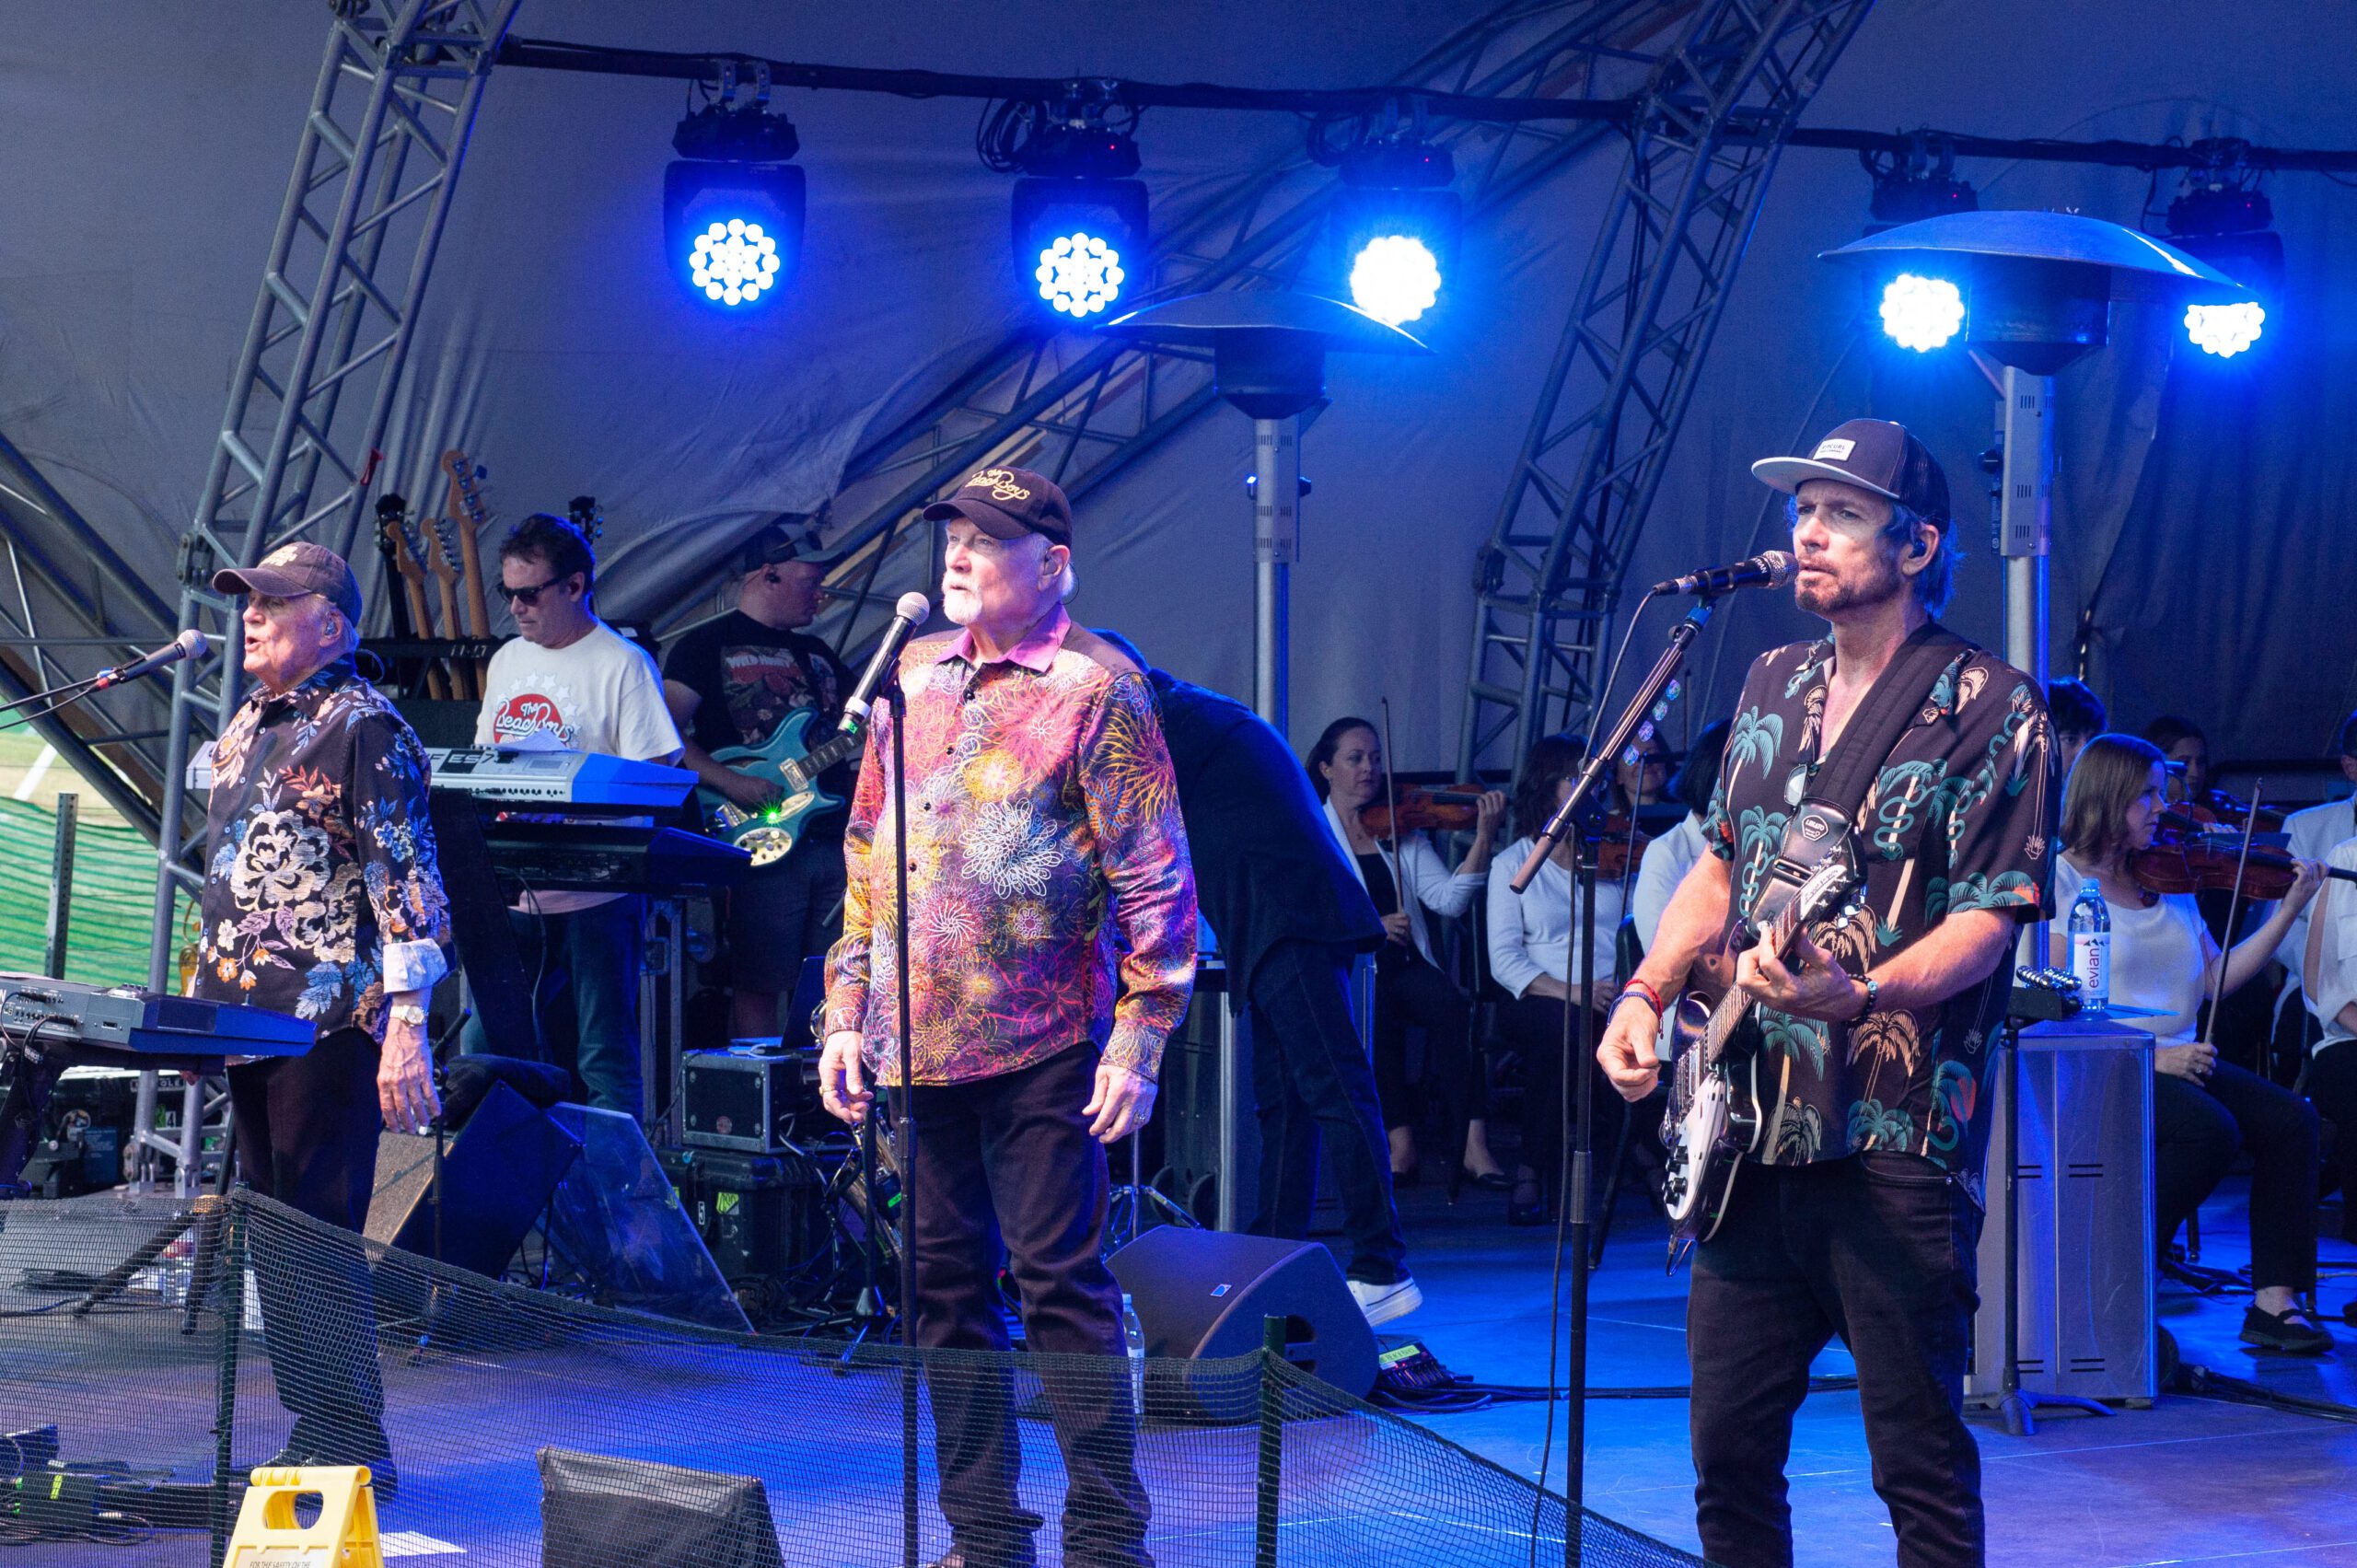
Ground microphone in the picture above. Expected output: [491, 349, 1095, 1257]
[838, 593, 933, 733]
[1652, 550, 1796, 598]
[92, 630, 210, 690]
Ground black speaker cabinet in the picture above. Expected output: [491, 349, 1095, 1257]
[366, 1080, 581, 1280]
[539, 1447, 783, 1568]
[1107, 1225, 1376, 1422]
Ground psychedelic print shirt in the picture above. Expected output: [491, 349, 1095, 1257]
[195, 659, 452, 1041]
[1704, 629, 2054, 1191]
[822, 608, 1197, 1086]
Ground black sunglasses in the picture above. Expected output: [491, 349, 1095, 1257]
[500, 575, 571, 607]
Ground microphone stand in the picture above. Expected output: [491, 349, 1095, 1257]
[882, 668, 921, 1568]
[1511, 597, 1715, 1549]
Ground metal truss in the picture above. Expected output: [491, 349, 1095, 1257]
[137, 0, 518, 1189]
[1455, 0, 1875, 779]
[799, 0, 1703, 652]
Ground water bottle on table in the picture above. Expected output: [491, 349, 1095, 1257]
[2068, 881, 2111, 1014]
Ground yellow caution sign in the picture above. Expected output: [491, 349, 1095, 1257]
[225, 1465, 384, 1568]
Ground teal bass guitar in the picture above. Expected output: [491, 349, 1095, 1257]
[695, 709, 862, 867]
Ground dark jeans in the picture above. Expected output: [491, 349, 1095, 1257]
[1688, 1154, 1985, 1568]
[726, 842, 846, 996]
[1370, 955, 1481, 1135]
[462, 897, 645, 1118]
[2306, 1041, 2357, 1238]
[1246, 938, 1407, 1285]
[909, 1042, 1148, 1568]
[226, 1027, 389, 1454]
[2154, 1058, 2319, 1291]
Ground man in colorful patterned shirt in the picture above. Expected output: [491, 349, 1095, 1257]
[198, 540, 453, 1487]
[1598, 421, 2053, 1568]
[819, 466, 1195, 1568]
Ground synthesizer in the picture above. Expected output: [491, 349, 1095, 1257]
[478, 821, 750, 894]
[426, 746, 695, 810]
[0, 975, 313, 1057]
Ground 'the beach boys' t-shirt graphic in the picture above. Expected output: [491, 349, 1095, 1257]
[489, 683, 580, 746]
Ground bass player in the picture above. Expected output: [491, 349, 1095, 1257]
[663, 522, 857, 1040]
[1596, 420, 2055, 1568]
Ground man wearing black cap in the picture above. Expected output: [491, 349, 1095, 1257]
[663, 521, 856, 1039]
[198, 540, 454, 1487]
[819, 465, 1195, 1568]
[1598, 420, 2055, 1567]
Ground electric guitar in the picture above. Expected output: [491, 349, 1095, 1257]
[695, 709, 862, 867]
[1660, 851, 1864, 1256]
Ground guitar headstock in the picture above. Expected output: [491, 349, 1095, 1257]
[440, 448, 492, 532]
[430, 517, 464, 579]
[395, 518, 430, 574]
[374, 494, 410, 551]
[567, 494, 603, 550]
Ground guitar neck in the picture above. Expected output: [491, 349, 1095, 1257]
[1698, 896, 1808, 1069]
[781, 727, 860, 789]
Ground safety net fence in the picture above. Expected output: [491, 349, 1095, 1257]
[0, 1190, 1706, 1567]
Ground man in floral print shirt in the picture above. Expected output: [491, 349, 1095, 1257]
[197, 541, 452, 1487]
[1597, 423, 2053, 1568]
[819, 467, 1193, 1568]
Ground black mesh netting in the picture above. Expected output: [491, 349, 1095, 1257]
[0, 1191, 1705, 1567]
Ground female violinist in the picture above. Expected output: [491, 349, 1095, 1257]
[1310, 716, 1510, 1187]
[1486, 732, 1649, 1225]
[2052, 734, 2330, 1353]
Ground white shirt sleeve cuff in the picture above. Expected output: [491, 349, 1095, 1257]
[383, 939, 448, 995]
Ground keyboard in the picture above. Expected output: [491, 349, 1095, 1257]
[426, 746, 694, 810]
[0, 975, 313, 1063]
[479, 822, 751, 893]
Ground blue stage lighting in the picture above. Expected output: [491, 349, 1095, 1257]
[1878, 273, 1965, 351]
[1348, 234, 1443, 327]
[2184, 300, 2265, 357]
[1014, 178, 1148, 320]
[1035, 230, 1128, 318]
[666, 162, 805, 309]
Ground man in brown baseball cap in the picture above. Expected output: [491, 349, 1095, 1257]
[1749, 416, 1956, 620]
[921, 464, 1074, 548]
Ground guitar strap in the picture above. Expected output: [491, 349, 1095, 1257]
[1759, 621, 1968, 918]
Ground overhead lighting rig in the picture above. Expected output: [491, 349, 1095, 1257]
[666, 62, 806, 308]
[1315, 107, 1461, 327]
[985, 91, 1148, 319]
[2163, 140, 2278, 357]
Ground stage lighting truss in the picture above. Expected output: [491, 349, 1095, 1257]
[1878, 273, 1965, 352]
[1326, 131, 1461, 327]
[2163, 143, 2280, 358]
[1862, 135, 1977, 233]
[994, 97, 1149, 319]
[665, 65, 806, 309]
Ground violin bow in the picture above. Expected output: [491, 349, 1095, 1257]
[2194, 778, 2265, 1060]
[1378, 696, 1405, 874]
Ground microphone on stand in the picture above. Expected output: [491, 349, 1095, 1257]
[92, 630, 211, 690]
[839, 593, 933, 733]
[1651, 550, 1796, 598]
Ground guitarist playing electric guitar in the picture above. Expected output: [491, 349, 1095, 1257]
[661, 520, 857, 1040]
[1596, 421, 2056, 1568]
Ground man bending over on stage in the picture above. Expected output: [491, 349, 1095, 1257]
[1598, 421, 2053, 1568]
[198, 541, 452, 1489]
[467, 512, 681, 1117]
[819, 466, 1195, 1568]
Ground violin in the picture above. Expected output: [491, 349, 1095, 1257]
[2131, 819, 2354, 901]
[2194, 786, 2285, 834]
[1359, 785, 1486, 838]
[1586, 812, 1655, 880]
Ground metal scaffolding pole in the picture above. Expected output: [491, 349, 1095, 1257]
[1457, 0, 1877, 781]
[137, 0, 520, 1192]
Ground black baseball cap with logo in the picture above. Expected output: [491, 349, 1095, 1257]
[922, 466, 1074, 548]
[212, 540, 364, 622]
[1749, 418, 1951, 527]
[734, 520, 838, 576]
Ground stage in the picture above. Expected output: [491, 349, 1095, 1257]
[1398, 1174, 2357, 1567]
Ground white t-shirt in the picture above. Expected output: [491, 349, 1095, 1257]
[2053, 854, 2212, 1043]
[2305, 837, 2357, 1055]
[475, 621, 683, 912]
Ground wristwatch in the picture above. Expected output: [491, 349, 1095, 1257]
[389, 1001, 428, 1028]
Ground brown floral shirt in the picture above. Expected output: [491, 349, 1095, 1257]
[194, 659, 452, 1041]
[1704, 629, 2055, 1190]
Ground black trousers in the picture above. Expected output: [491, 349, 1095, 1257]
[2305, 1041, 2357, 1238]
[2154, 1059, 2319, 1291]
[1491, 993, 1627, 1187]
[226, 1027, 389, 1452]
[909, 1042, 1148, 1568]
[1688, 1154, 1985, 1568]
[1369, 955, 1481, 1135]
[1246, 938, 1408, 1284]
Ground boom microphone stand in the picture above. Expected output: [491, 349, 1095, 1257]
[883, 671, 921, 1568]
[1511, 596, 1714, 1551]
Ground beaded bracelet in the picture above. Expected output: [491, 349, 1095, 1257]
[1619, 978, 1665, 1016]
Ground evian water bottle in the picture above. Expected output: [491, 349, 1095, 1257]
[2069, 881, 2111, 1013]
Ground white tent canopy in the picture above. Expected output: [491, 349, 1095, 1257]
[3, 0, 2352, 775]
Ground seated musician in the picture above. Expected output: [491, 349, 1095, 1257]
[1631, 717, 1730, 953]
[466, 514, 683, 1118]
[2053, 734, 2330, 1353]
[2303, 819, 2357, 1255]
[2046, 678, 2105, 777]
[1310, 716, 1509, 1187]
[662, 522, 855, 1040]
[198, 542, 451, 1485]
[1485, 733, 1635, 1225]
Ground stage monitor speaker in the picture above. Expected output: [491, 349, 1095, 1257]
[366, 1079, 581, 1280]
[539, 1447, 783, 1568]
[1107, 1225, 1376, 1423]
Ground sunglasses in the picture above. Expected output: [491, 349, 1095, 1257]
[500, 575, 572, 607]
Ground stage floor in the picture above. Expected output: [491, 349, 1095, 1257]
[1390, 1173, 2357, 1567]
